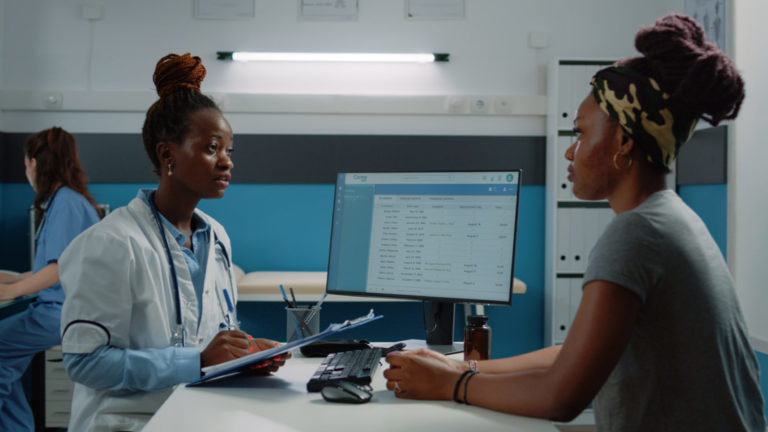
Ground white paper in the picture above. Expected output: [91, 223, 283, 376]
[300, 0, 358, 21]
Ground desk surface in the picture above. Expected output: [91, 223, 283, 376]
[144, 354, 557, 432]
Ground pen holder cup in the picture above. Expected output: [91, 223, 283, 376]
[286, 306, 321, 342]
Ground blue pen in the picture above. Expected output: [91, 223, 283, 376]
[217, 287, 238, 331]
[223, 288, 236, 328]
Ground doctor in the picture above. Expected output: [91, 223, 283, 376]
[59, 53, 286, 431]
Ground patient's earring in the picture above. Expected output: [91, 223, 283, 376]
[168, 162, 175, 176]
[613, 153, 633, 170]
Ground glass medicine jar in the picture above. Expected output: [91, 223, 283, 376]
[464, 314, 491, 360]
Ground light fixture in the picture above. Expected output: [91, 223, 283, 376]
[216, 51, 449, 63]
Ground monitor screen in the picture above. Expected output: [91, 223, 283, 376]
[326, 171, 521, 307]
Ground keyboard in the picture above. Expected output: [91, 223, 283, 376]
[306, 347, 383, 392]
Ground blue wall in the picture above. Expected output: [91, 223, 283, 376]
[0, 182, 545, 358]
[2, 181, 766, 408]
[678, 184, 727, 260]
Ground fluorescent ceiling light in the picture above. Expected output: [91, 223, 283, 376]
[216, 51, 449, 63]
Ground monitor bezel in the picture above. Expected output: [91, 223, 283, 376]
[325, 169, 522, 306]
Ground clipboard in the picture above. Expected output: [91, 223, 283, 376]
[187, 309, 383, 386]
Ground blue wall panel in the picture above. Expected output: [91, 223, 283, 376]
[678, 184, 727, 259]
[234, 185, 546, 358]
[7, 181, 764, 412]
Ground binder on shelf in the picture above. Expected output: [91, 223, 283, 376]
[554, 278, 571, 343]
[557, 136, 575, 201]
[557, 208, 572, 272]
[569, 278, 584, 326]
[187, 309, 383, 387]
[569, 208, 587, 273]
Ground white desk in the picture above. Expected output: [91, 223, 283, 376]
[144, 354, 557, 432]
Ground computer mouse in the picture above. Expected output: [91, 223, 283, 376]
[320, 381, 372, 404]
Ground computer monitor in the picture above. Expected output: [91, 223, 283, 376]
[326, 170, 521, 345]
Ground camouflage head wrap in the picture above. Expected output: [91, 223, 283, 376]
[591, 66, 699, 169]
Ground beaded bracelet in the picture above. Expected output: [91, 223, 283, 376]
[462, 371, 478, 405]
[453, 370, 473, 403]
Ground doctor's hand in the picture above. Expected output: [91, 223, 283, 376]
[383, 349, 460, 401]
[245, 338, 290, 375]
[200, 330, 251, 367]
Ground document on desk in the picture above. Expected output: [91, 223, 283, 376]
[187, 309, 383, 387]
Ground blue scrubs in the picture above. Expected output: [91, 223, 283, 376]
[0, 187, 100, 432]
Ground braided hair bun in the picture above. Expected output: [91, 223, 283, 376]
[142, 53, 218, 175]
[153, 53, 207, 98]
[621, 13, 744, 126]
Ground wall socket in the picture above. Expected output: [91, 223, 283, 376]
[469, 96, 490, 114]
[42, 92, 63, 109]
[445, 96, 468, 114]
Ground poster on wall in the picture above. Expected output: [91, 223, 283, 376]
[300, 0, 358, 21]
[684, 0, 726, 51]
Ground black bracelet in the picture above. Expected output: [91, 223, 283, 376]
[463, 371, 478, 405]
[453, 370, 473, 403]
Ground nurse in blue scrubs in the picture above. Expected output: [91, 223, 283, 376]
[0, 127, 102, 432]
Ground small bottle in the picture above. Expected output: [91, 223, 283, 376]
[464, 314, 491, 361]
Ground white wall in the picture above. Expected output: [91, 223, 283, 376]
[731, 1, 768, 353]
[1, 0, 680, 135]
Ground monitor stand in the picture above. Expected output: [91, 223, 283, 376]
[425, 301, 453, 345]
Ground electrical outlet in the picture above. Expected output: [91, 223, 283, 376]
[445, 96, 467, 114]
[470, 96, 490, 114]
[494, 97, 514, 115]
[42, 92, 63, 109]
[81, 4, 104, 20]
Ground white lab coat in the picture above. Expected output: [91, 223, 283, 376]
[59, 197, 238, 431]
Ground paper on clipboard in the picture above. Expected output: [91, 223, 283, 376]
[187, 309, 382, 386]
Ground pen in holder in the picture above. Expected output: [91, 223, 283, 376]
[285, 305, 321, 342]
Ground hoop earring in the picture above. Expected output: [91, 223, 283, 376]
[612, 153, 633, 170]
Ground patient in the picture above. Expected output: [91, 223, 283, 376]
[383, 14, 765, 431]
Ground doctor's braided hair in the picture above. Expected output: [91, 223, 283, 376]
[142, 53, 220, 175]
[23, 127, 102, 227]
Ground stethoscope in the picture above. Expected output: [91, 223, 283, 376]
[147, 192, 235, 347]
[33, 186, 63, 247]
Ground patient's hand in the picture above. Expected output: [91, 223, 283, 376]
[383, 350, 459, 400]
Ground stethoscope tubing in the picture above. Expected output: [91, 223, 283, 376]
[147, 191, 235, 346]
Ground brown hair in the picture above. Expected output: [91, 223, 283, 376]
[620, 13, 744, 127]
[23, 127, 101, 227]
[141, 53, 219, 174]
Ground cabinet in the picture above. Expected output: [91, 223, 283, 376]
[545, 59, 615, 346]
[544, 59, 675, 345]
[45, 348, 75, 428]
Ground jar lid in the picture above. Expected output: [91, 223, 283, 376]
[467, 314, 488, 325]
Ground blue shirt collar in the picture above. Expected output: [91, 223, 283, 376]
[137, 188, 210, 249]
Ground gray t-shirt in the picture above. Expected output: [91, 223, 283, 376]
[584, 190, 765, 432]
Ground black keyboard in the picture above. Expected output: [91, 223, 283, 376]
[306, 347, 383, 392]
